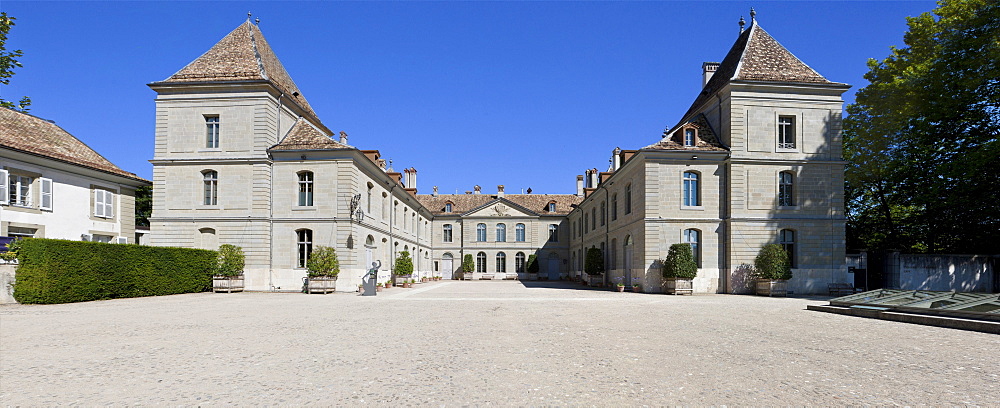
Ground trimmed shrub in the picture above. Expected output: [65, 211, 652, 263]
[394, 250, 413, 276]
[462, 254, 475, 273]
[753, 244, 792, 280]
[307, 246, 340, 278]
[584, 247, 605, 276]
[662, 243, 698, 279]
[526, 254, 539, 273]
[215, 244, 245, 277]
[13, 238, 216, 304]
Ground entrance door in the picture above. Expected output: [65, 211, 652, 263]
[441, 254, 454, 280]
[624, 235, 634, 283]
[547, 255, 560, 280]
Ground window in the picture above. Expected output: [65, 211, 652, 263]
[476, 223, 487, 242]
[205, 115, 220, 148]
[611, 194, 618, 220]
[684, 229, 701, 267]
[610, 238, 617, 270]
[366, 183, 373, 213]
[8, 175, 31, 207]
[496, 223, 506, 242]
[203, 170, 218, 205]
[443, 224, 453, 242]
[476, 252, 487, 273]
[515, 252, 526, 273]
[683, 171, 700, 207]
[8, 227, 36, 238]
[625, 184, 632, 214]
[780, 229, 796, 268]
[548, 224, 558, 242]
[496, 252, 506, 273]
[778, 115, 796, 149]
[584, 216, 588, 233]
[548, 201, 556, 212]
[684, 128, 696, 147]
[591, 208, 597, 231]
[298, 172, 314, 207]
[779, 171, 795, 207]
[94, 189, 114, 218]
[444, 202, 453, 213]
[515, 223, 525, 242]
[600, 201, 606, 226]
[382, 192, 389, 220]
[296, 229, 313, 268]
[40, 178, 52, 211]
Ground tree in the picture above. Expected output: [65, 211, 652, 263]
[753, 244, 792, 281]
[461, 254, 475, 273]
[662, 243, 697, 280]
[526, 253, 539, 274]
[394, 250, 413, 276]
[134, 185, 152, 228]
[584, 247, 604, 276]
[306, 246, 340, 278]
[0, 13, 30, 112]
[844, 0, 1000, 254]
[215, 244, 245, 277]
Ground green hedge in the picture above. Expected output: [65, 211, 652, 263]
[13, 239, 217, 304]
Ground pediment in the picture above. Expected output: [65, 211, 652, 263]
[464, 199, 534, 218]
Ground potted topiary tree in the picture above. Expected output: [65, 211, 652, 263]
[753, 244, 792, 297]
[662, 243, 697, 295]
[213, 244, 245, 293]
[306, 246, 339, 294]
[584, 247, 605, 287]
[394, 251, 414, 286]
[526, 254, 539, 280]
[461, 253, 475, 280]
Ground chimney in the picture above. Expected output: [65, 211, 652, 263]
[702, 62, 720, 87]
[409, 167, 417, 191]
[432, 186, 439, 196]
[402, 168, 411, 187]
[339, 131, 348, 145]
[497, 185, 505, 197]
[576, 175, 584, 196]
[474, 185, 481, 194]
[376, 159, 387, 171]
[612, 147, 622, 171]
[590, 168, 599, 188]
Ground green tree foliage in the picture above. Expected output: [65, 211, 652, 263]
[134, 185, 152, 228]
[526, 253, 539, 273]
[306, 246, 340, 278]
[214, 244, 245, 277]
[584, 247, 604, 276]
[753, 244, 792, 281]
[844, 0, 1000, 253]
[393, 250, 413, 276]
[0, 13, 30, 112]
[662, 243, 698, 279]
[462, 254, 475, 273]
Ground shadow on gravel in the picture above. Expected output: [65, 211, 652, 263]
[517, 280, 614, 292]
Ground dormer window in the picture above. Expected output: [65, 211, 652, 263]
[444, 202, 453, 213]
[547, 201, 556, 212]
[684, 128, 696, 147]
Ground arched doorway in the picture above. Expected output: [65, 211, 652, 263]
[441, 253, 454, 280]
[365, 235, 376, 271]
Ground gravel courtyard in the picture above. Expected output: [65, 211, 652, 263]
[1, 280, 997, 406]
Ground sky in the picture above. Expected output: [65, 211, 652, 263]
[2, 1, 938, 195]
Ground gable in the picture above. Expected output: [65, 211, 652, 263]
[464, 200, 534, 218]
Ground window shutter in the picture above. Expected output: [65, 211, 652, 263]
[40, 178, 53, 211]
[0, 169, 7, 205]
[105, 191, 115, 218]
[94, 190, 105, 217]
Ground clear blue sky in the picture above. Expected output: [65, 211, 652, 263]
[2, 1, 936, 194]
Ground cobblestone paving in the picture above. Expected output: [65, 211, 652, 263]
[1, 281, 997, 405]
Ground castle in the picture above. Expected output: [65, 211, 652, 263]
[149, 13, 850, 294]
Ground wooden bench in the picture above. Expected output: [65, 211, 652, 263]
[828, 283, 857, 296]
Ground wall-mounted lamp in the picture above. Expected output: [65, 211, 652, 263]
[691, 155, 698, 160]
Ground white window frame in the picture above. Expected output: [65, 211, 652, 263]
[682, 171, 701, 208]
[443, 224, 453, 243]
[684, 128, 696, 147]
[780, 229, 796, 269]
[777, 114, 797, 151]
[0, 169, 8, 205]
[9, 174, 32, 208]
[40, 178, 53, 211]
[496, 252, 506, 273]
[476, 223, 487, 242]
[515, 223, 525, 242]
[496, 223, 506, 242]
[298, 171, 314, 207]
[683, 229, 701, 268]
[205, 115, 220, 149]
[94, 189, 115, 219]
[548, 224, 558, 242]
[778, 171, 795, 207]
[203, 170, 218, 206]
[297, 229, 313, 268]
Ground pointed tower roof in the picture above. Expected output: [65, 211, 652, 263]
[269, 117, 350, 151]
[0, 108, 146, 182]
[160, 20, 319, 120]
[673, 18, 845, 130]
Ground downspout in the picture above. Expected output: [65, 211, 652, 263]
[269, 92, 283, 291]
[387, 182, 398, 276]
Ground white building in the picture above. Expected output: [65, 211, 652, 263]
[0, 108, 150, 242]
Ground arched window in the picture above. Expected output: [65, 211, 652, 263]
[548, 201, 556, 212]
[683, 171, 700, 206]
[684, 229, 701, 267]
[780, 229, 796, 268]
[202, 170, 218, 205]
[382, 192, 389, 220]
[296, 229, 312, 268]
[403, 208, 409, 231]
[591, 208, 597, 231]
[444, 201, 453, 213]
[515, 223, 525, 242]
[366, 235, 375, 246]
[476, 223, 487, 242]
[600, 201, 606, 226]
[476, 252, 487, 273]
[496, 223, 506, 242]
[198, 228, 217, 250]
[610, 238, 617, 270]
[548, 224, 559, 242]
[611, 194, 618, 220]
[443, 224, 453, 242]
[684, 128, 696, 147]
[366, 182, 373, 213]
[496, 252, 506, 273]
[625, 184, 632, 214]
[515, 252, 526, 273]
[298, 171, 314, 207]
[779, 171, 795, 207]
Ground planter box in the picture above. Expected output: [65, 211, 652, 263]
[586, 274, 603, 287]
[527, 273, 538, 281]
[395, 275, 413, 286]
[663, 278, 693, 295]
[212, 275, 244, 293]
[307, 277, 337, 294]
[755, 279, 788, 297]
